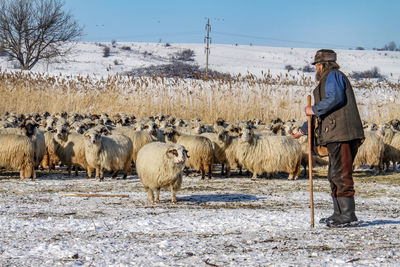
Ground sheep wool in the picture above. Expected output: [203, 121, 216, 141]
[354, 131, 384, 174]
[53, 126, 93, 177]
[84, 130, 133, 180]
[136, 142, 187, 203]
[237, 129, 302, 180]
[164, 128, 213, 179]
[0, 134, 36, 179]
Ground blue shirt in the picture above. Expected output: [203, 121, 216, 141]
[300, 70, 348, 135]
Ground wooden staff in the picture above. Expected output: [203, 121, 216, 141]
[307, 95, 315, 228]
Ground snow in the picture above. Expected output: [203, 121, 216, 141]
[1, 42, 400, 265]
[1, 169, 400, 266]
[1, 42, 399, 79]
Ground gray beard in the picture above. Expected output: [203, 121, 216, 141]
[315, 71, 322, 81]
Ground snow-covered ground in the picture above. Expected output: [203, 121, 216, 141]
[1, 168, 400, 266]
[1, 42, 399, 80]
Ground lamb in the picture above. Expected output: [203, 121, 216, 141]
[84, 129, 133, 180]
[53, 125, 93, 176]
[353, 131, 384, 174]
[164, 128, 214, 179]
[136, 142, 187, 203]
[377, 125, 400, 171]
[236, 128, 302, 180]
[0, 134, 36, 179]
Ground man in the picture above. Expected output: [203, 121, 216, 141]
[291, 49, 364, 227]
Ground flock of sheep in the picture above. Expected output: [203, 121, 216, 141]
[0, 111, 399, 203]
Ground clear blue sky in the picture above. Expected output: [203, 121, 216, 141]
[64, 0, 400, 50]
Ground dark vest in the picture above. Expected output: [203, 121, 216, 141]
[313, 70, 364, 145]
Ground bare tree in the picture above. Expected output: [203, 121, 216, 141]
[0, 0, 83, 70]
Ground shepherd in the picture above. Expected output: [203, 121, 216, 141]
[291, 49, 364, 227]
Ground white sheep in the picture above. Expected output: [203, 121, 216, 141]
[164, 128, 214, 179]
[0, 134, 36, 179]
[84, 130, 133, 180]
[237, 128, 302, 180]
[112, 127, 157, 164]
[136, 142, 187, 203]
[353, 131, 384, 174]
[53, 125, 94, 176]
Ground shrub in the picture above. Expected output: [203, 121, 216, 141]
[103, 47, 111, 57]
[172, 49, 195, 62]
[356, 47, 365, 50]
[301, 65, 314, 73]
[285, 65, 294, 71]
[351, 67, 384, 80]
[121, 46, 131, 51]
[125, 61, 230, 79]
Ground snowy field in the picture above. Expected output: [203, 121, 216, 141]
[1, 42, 400, 266]
[1, 168, 400, 266]
[1, 42, 399, 80]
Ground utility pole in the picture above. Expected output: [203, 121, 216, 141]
[204, 18, 211, 77]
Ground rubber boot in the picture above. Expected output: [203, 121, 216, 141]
[327, 196, 358, 227]
[319, 197, 340, 224]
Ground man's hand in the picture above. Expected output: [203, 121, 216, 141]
[290, 131, 303, 139]
[305, 106, 314, 116]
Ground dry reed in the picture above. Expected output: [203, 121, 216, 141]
[0, 68, 399, 123]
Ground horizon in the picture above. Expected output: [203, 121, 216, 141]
[64, 0, 400, 51]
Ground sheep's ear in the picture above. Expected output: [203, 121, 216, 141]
[183, 149, 190, 158]
[167, 148, 178, 157]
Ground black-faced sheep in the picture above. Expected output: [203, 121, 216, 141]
[0, 134, 36, 179]
[136, 142, 187, 203]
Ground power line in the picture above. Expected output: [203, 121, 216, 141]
[213, 31, 364, 49]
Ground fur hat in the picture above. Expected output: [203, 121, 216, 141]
[312, 49, 337, 65]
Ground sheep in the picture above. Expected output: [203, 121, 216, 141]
[136, 142, 187, 203]
[297, 135, 329, 177]
[223, 135, 243, 176]
[201, 128, 231, 175]
[236, 128, 302, 180]
[353, 131, 384, 174]
[84, 129, 133, 180]
[0, 134, 36, 179]
[164, 128, 213, 179]
[112, 127, 157, 164]
[0, 120, 45, 168]
[377, 125, 400, 171]
[52, 125, 94, 176]
[40, 130, 60, 171]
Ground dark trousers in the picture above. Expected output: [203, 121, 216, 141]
[326, 139, 361, 198]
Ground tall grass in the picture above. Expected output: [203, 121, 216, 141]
[0, 68, 399, 123]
